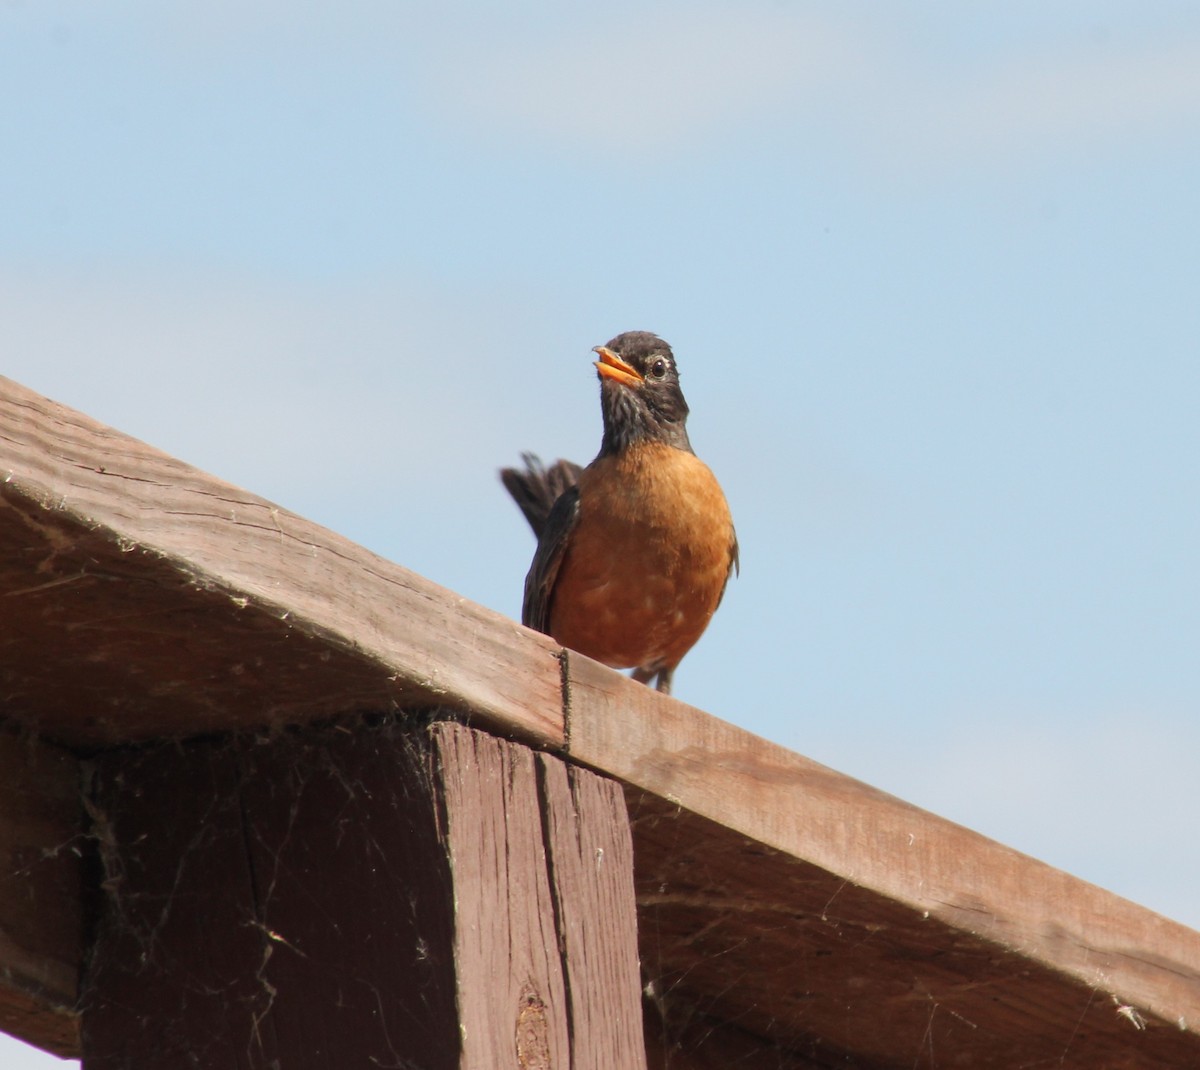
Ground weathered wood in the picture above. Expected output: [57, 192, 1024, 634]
[643, 997, 827, 1070]
[437, 726, 570, 1067]
[564, 652, 1200, 1068]
[81, 740, 285, 1069]
[0, 731, 81, 1058]
[438, 726, 645, 1069]
[80, 720, 645, 1070]
[537, 752, 645, 1068]
[0, 374, 563, 746]
[7, 371, 1200, 1066]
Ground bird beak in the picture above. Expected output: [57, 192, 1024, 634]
[593, 346, 643, 387]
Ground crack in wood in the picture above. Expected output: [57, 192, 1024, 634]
[559, 649, 573, 750]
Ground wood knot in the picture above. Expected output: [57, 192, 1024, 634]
[515, 983, 551, 1069]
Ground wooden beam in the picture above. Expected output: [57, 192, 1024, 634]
[0, 374, 563, 747]
[0, 731, 81, 1058]
[564, 652, 1200, 1067]
[643, 998, 828, 1070]
[6, 372, 1200, 1065]
[80, 721, 645, 1069]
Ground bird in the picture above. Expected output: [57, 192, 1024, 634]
[501, 331, 737, 695]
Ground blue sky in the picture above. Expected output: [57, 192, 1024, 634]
[4, 4, 1200, 1062]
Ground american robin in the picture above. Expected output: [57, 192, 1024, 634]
[501, 331, 737, 694]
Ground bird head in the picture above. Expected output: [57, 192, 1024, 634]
[593, 331, 692, 455]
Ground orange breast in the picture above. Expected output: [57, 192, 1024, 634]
[548, 443, 735, 672]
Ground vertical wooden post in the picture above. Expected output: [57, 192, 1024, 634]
[0, 734, 82, 1057]
[80, 720, 646, 1070]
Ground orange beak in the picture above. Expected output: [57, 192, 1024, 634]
[593, 346, 643, 387]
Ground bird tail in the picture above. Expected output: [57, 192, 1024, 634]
[499, 453, 583, 539]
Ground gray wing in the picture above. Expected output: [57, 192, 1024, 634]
[521, 484, 581, 633]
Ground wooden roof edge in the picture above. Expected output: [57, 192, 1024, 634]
[3, 373, 1200, 1051]
[1, 373, 564, 746]
[565, 653, 1200, 1033]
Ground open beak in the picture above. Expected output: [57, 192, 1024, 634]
[593, 346, 643, 387]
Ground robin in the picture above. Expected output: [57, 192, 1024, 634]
[501, 331, 737, 694]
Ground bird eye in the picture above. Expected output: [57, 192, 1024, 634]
[648, 357, 668, 380]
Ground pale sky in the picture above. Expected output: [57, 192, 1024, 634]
[4, 4, 1200, 1064]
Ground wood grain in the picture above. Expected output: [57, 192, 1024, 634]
[8, 371, 1200, 1067]
[0, 732, 81, 1057]
[81, 738, 276, 1069]
[565, 652, 1200, 1067]
[436, 724, 573, 1067]
[435, 724, 646, 1070]
[80, 721, 645, 1069]
[536, 751, 646, 1070]
[0, 374, 563, 746]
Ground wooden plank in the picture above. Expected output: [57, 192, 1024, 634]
[536, 751, 645, 1069]
[80, 740, 272, 1068]
[564, 652, 1200, 1067]
[643, 999, 827, 1070]
[235, 724, 466, 1070]
[436, 725, 572, 1067]
[80, 720, 645, 1069]
[9, 369, 1200, 1065]
[0, 731, 81, 1058]
[436, 724, 646, 1069]
[0, 374, 563, 747]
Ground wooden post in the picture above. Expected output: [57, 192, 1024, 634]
[79, 720, 646, 1070]
[0, 733, 82, 1056]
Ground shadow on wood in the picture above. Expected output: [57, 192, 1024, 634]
[80, 721, 644, 1070]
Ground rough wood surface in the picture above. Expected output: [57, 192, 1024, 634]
[82, 739, 290, 1069]
[0, 374, 563, 746]
[80, 720, 644, 1070]
[6, 372, 1200, 1066]
[537, 751, 645, 1069]
[565, 652, 1200, 1067]
[437, 724, 646, 1070]
[0, 731, 81, 1058]
[643, 998, 827, 1070]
